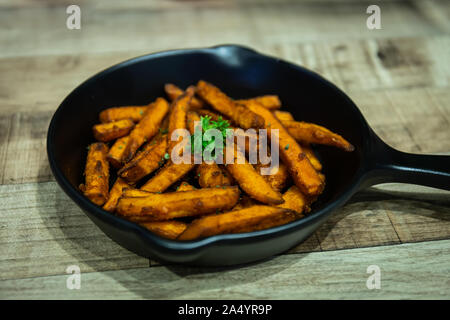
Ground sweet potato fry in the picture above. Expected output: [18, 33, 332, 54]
[118, 135, 168, 183]
[273, 110, 294, 122]
[99, 105, 148, 123]
[139, 221, 188, 240]
[176, 181, 196, 192]
[254, 161, 289, 192]
[116, 186, 240, 221]
[277, 185, 309, 215]
[107, 136, 130, 169]
[301, 144, 322, 171]
[164, 83, 205, 110]
[232, 195, 258, 211]
[121, 188, 152, 197]
[244, 101, 324, 196]
[92, 119, 134, 142]
[196, 80, 264, 129]
[140, 161, 195, 193]
[281, 120, 355, 152]
[236, 95, 281, 110]
[222, 146, 284, 204]
[102, 177, 130, 212]
[168, 88, 194, 154]
[80, 142, 109, 206]
[178, 205, 302, 240]
[197, 162, 233, 188]
[110, 97, 170, 165]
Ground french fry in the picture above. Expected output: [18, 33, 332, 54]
[139, 221, 188, 240]
[281, 120, 355, 152]
[107, 136, 130, 169]
[92, 119, 134, 142]
[273, 110, 294, 122]
[223, 146, 284, 205]
[168, 88, 194, 154]
[196, 109, 227, 122]
[80, 142, 110, 206]
[164, 83, 205, 109]
[121, 188, 152, 197]
[109, 97, 170, 165]
[301, 144, 322, 171]
[197, 162, 233, 188]
[116, 186, 240, 221]
[232, 195, 258, 211]
[277, 185, 309, 215]
[99, 105, 148, 123]
[178, 205, 302, 240]
[236, 95, 281, 110]
[196, 80, 264, 129]
[254, 161, 289, 192]
[118, 135, 168, 183]
[244, 100, 324, 196]
[102, 178, 130, 212]
[176, 181, 196, 192]
[140, 161, 195, 193]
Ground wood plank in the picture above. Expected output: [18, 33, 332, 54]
[289, 183, 450, 253]
[1, 240, 449, 299]
[1, 181, 448, 278]
[0, 182, 149, 280]
[0, 36, 448, 113]
[0, 1, 446, 59]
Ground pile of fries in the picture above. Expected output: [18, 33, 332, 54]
[80, 81, 354, 241]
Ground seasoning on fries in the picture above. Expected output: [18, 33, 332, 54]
[80, 80, 354, 241]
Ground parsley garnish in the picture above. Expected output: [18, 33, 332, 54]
[191, 115, 231, 160]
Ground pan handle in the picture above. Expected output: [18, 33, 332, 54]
[363, 132, 450, 190]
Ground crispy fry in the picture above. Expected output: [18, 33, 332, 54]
[281, 120, 355, 152]
[277, 185, 309, 215]
[187, 111, 201, 134]
[116, 186, 240, 221]
[80, 142, 109, 206]
[223, 146, 284, 204]
[164, 83, 205, 110]
[196, 109, 227, 122]
[244, 101, 324, 196]
[139, 221, 188, 240]
[176, 181, 196, 192]
[140, 161, 195, 193]
[196, 80, 264, 129]
[301, 144, 322, 171]
[273, 110, 294, 122]
[232, 195, 258, 211]
[107, 136, 130, 169]
[236, 95, 281, 110]
[110, 97, 170, 165]
[121, 188, 152, 197]
[102, 178, 130, 212]
[168, 88, 194, 154]
[92, 119, 134, 142]
[118, 135, 167, 183]
[99, 105, 148, 123]
[178, 205, 301, 240]
[197, 162, 233, 188]
[254, 161, 289, 192]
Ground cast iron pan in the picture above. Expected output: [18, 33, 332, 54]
[47, 45, 450, 266]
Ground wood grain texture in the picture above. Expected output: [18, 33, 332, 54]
[1, 181, 448, 277]
[0, 182, 149, 280]
[1, 240, 449, 299]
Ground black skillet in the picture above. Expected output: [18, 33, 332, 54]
[47, 45, 450, 266]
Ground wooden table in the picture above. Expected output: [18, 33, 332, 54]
[0, 0, 449, 299]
